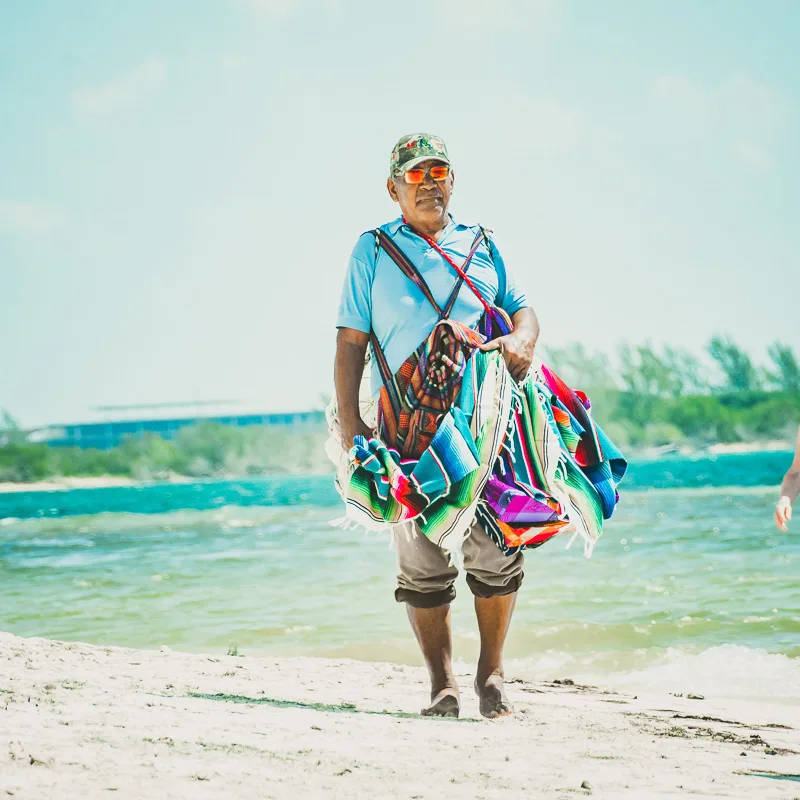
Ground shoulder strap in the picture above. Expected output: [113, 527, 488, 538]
[367, 226, 495, 388]
[422, 227, 495, 320]
[480, 226, 494, 261]
[368, 229, 443, 389]
[371, 229, 443, 316]
[440, 228, 485, 318]
[369, 329, 394, 389]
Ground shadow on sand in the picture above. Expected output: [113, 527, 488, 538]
[188, 692, 478, 722]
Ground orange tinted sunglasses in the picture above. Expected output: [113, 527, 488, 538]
[403, 164, 450, 184]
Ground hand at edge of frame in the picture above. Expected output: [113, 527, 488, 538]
[774, 496, 792, 531]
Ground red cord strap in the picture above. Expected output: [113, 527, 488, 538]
[403, 218, 498, 321]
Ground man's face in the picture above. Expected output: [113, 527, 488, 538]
[386, 159, 454, 231]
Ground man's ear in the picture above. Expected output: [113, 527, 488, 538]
[386, 177, 399, 203]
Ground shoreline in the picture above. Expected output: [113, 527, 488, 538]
[636, 439, 793, 459]
[0, 440, 793, 495]
[0, 474, 193, 494]
[2, 631, 799, 799]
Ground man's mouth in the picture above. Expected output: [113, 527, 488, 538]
[417, 194, 443, 205]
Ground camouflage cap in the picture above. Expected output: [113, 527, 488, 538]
[389, 133, 450, 178]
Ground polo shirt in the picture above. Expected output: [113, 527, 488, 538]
[336, 215, 529, 395]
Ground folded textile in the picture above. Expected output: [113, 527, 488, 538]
[332, 332, 627, 557]
[342, 343, 512, 553]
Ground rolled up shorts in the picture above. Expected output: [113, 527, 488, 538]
[394, 520, 524, 608]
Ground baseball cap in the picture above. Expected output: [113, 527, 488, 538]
[389, 133, 450, 178]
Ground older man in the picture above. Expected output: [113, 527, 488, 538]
[334, 133, 539, 718]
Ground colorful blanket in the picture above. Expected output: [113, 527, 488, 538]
[333, 321, 627, 557]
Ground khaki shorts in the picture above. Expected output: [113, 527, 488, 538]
[394, 520, 524, 608]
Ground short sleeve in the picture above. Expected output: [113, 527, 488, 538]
[336, 234, 376, 333]
[489, 236, 528, 316]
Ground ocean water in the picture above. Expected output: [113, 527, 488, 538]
[1, 451, 798, 702]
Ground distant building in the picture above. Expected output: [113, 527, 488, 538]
[27, 401, 326, 450]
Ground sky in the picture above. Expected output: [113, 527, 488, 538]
[1, 0, 799, 427]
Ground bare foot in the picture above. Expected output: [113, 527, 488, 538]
[421, 688, 460, 718]
[474, 674, 513, 718]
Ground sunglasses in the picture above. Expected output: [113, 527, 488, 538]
[403, 164, 450, 184]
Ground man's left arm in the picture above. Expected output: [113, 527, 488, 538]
[477, 235, 539, 382]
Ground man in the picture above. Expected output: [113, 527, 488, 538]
[774, 424, 800, 530]
[334, 133, 540, 718]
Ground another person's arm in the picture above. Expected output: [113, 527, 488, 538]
[775, 426, 800, 531]
[334, 328, 373, 450]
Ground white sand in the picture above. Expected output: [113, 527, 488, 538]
[0, 477, 140, 494]
[707, 440, 793, 455]
[0, 476, 195, 493]
[1, 632, 799, 799]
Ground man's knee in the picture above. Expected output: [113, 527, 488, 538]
[465, 571, 523, 599]
[394, 524, 458, 607]
[462, 522, 525, 598]
[394, 584, 456, 608]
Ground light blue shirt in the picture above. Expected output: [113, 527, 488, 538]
[337, 215, 529, 395]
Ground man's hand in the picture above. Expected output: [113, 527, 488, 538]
[478, 307, 539, 382]
[478, 331, 535, 382]
[775, 496, 792, 531]
[341, 417, 374, 452]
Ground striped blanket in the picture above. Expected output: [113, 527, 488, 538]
[330, 321, 627, 557]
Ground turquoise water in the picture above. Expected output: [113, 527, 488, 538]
[2, 452, 798, 700]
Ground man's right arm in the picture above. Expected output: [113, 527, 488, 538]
[334, 327, 373, 451]
[335, 236, 376, 450]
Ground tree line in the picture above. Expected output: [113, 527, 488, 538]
[0, 421, 331, 483]
[541, 336, 800, 448]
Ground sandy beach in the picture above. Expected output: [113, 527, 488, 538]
[1, 632, 798, 799]
[0, 476, 193, 494]
[0, 477, 142, 494]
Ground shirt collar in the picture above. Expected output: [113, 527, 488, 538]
[385, 213, 469, 237]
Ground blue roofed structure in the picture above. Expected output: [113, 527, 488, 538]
[27, 402, 326, 450]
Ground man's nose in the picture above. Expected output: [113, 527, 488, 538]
[420, 171, 437, 187]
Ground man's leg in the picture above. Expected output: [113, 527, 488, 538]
[461, 522, 524, 718]
[394, 525, 460, 717]
[405, 604, 459, 717]
[474, 592, 517, 718]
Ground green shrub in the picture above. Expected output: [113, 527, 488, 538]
[0, 444, 55, 482]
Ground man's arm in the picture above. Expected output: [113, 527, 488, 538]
[477, 235, 539, 381]
[334, 327, 374, 451]
[775, 425, 800, 530]
[478, 307, 540, 382]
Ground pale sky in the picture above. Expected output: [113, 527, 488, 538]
[2, 0, 798, 427]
